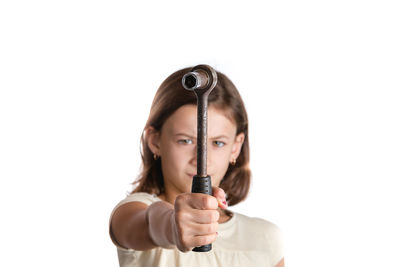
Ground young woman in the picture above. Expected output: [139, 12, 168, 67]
[109, 66, 284, 267]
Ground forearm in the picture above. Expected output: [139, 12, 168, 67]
[111, 202, 158, 251]
[123, 209, 158, 250]
[145, 201, 179, 250]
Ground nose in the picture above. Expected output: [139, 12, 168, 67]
[189, 146, 197, 167]
[189, 143, 213, 173]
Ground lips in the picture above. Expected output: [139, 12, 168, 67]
[187, 173, 214, 178]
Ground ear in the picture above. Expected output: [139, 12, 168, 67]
[146, 126, 161, 156]
[230, 132, 245, 160]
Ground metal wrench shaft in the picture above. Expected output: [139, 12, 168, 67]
[182, 65, 218, 252]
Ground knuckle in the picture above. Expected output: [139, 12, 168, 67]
[213, 210, 220, 222]
[206, 210, 219, 223]
[212, 222, 219, 232]
[207, 212, 216, 223]
[206, 234, 217, 244]
[198, 236, 208, 246]
[201, 196, 210, 209]
[202, 223, 217, 235]
[210, 197, 218, 209]
[202, 196, 217, 209]
[195, 234, 216, 247]
[175, 194, 190, 210]
[212, 223, 219, 233]
[176, 193, 187, 203]
[207, 224, 214, 233]
[175, 210, 187, 225]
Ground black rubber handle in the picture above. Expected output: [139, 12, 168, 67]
[191, 175, 212, 252]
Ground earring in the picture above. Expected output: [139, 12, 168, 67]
[153, 154, 159, 160]
[230, 158, 236, 166]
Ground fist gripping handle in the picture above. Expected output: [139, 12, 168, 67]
[191, 175, 212, 252]
[182, 65, 218, 252]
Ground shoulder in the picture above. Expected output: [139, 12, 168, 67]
[109, 192, 161, 222]
[117, 192, 161, 207]
[109, 192, 161, 238]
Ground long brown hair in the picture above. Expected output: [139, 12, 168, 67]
[131, 66, 250, 206]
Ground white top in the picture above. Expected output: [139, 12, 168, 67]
[109, 192, 284, 267]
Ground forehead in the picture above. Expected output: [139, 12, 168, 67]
[162, 104, 237, 137]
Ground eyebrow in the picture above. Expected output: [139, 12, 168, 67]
[173, 133, 230, 140]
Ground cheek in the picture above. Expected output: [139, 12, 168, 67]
[162, 142, 192, 167]
[210, 147, 231, 172]
[210, 144, 232, 160]
[211, 158, 230, 186]
[212, 150, 229, 164]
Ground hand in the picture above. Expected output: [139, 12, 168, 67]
[173, 186, 228, 252]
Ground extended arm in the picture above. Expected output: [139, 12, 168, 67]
[110, 201, 157, 251]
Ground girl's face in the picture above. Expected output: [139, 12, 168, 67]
[147, 104, 245, 196]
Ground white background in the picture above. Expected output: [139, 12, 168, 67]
[1, 1, 399, 266]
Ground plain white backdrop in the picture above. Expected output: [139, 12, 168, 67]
[1, 1, 399, 266]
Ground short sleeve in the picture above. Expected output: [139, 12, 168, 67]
[108, 192, 161, 250]
[265, 221, 284, 266]
[114, 192, 161, 207]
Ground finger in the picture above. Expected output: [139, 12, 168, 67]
[212, 186, 225, 200]
[212, 186, 228, 209]
[191, 233, 218, 248]
[190, 222, 219, 236]
[188, 208, 220, 224]
[187, 193, 218, 210]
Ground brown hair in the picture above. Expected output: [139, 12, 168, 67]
[131, 67, 251, 206]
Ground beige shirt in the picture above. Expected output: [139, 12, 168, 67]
[109, 192, 284, 267]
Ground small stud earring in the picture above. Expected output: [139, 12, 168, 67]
[153, 154, 159, 160]
[230, 158, 236, 166]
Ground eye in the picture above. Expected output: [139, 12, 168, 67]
[177, 139, 193, 145]
[213, 141, 226, 147]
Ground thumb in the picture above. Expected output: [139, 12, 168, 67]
[212, 186, 228, 209]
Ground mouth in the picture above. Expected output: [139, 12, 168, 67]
[187, 173, 196, 178]
[187, 173, 214, 179]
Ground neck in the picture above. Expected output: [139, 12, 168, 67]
[158, 192, 176, 205]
